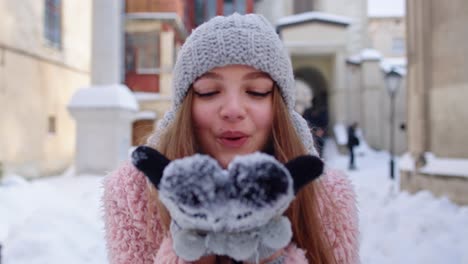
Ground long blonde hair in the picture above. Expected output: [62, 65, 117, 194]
[149, 87, 337, 263]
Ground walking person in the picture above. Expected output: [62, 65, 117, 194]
[347, 122, 360, 170]
[103, 13, 359, 264]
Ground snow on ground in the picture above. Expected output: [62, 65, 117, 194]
[1, 140, 467, 264]
[0, 169, 107, 264]
[324, 140, 468, 264]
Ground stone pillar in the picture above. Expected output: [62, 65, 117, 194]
[68, 85, 138, 175]
[68, 0, 138, 175]
[406, 0, 431, 167]
[91, 0, 124, 84]
[345, 62, 363, 127]
[360, 49, 383, 149]
[330, 50, 347, 126]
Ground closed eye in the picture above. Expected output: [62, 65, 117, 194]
[247, 91, 272, 97]
[194, 91, 219, 97]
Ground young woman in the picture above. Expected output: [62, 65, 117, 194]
[103, 13, 359, 264]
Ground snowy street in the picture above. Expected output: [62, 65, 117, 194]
[1, 140, 467, 264]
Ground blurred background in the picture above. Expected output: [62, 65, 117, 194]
[0, 0, 467, 263]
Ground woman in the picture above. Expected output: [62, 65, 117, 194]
[103, 13, 359, 264]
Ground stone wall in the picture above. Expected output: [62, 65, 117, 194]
[400, 171, 468, 205]
[0, 0, 91, 177]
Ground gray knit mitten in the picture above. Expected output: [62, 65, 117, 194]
[132, 146, 324, 262]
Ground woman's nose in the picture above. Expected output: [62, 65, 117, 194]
[219, 94, 246, 122]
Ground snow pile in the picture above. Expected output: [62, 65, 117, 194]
[0, 173, 107, 264]
[324, 140, 468, 264]
[420, 153, 468, 178]
[68, 84, 138, 111]
[333, 123, 348, 145]
[1, 139, 467, 264]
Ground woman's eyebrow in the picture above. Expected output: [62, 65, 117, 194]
[196, 72, 223, 81]
[243, 71, 271, 80]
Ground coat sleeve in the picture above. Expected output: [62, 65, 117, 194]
[102, 161, 166, 264]
[319, 169, 360, 264]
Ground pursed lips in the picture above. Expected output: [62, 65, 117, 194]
[217, 131, 249, 148]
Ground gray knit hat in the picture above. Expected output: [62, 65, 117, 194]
[147, 13, 318, 156]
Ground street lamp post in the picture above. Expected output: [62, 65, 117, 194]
[384, 68, 402, 180]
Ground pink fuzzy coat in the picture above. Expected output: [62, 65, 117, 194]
[103, 162, 359, 263]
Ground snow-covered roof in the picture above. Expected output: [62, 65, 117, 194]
[381, 57, 407, 76]
[347, 50, 407, 75]
[399, 152, 415, 171]
[346, 49, 383, 64]
[346, 54, 362, 65]
[368, 0, 405, 18]
[360, 48, 383, 61]
[68, 84, 138, 111]
[276, 12, 352, 28]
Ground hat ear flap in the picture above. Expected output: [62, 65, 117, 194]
[285, 155, 324, 194]
[131, 146, 170, 189]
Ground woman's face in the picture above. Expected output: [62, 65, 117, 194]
[191, 65, 274, 168]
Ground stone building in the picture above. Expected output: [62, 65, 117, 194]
[256, 0, 407, 154]
[123, 0, 188, 146]
[0, 0, 91, 178]
[123, 0, 256, 146]
[1, 0, 411, 177]
[367, 10, 407, 154]
[400, 0, 468, 205]
[69, 0, 259, 175]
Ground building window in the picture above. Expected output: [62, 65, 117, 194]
[392, 37, 405, 56]
[225, 0, 247, 15]
[206, 0, 217, 19]
[224, 0, 234, 15]
[44, 0, 62, 48]
[294, 0, 314, 14]
[125, 31, 160, 74]
[48, 116, 56, 134]
[193, 0, 249, 27]
[236, 0, 247, 14]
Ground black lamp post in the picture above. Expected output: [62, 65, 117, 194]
[384, 67, 402, 180]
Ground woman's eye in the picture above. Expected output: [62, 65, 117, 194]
[247, 90, 272, 97]
[194, 91, 219, 97]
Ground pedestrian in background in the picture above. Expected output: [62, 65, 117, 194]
[347, 122, 360, 170]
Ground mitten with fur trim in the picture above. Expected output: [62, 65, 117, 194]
[132, 146, 324, 263]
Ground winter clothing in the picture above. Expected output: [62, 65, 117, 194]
[103, 13, 359, 263]
[347, 126, 359, 149]
[131, 147, 324, 262]
[347, 125, 360, 170]
[103, 162, 359, 263]
[147, 13, 317, 157]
